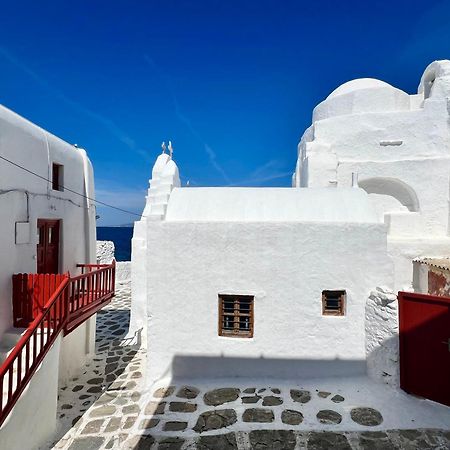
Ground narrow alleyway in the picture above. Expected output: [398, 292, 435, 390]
[44, 283, 450, 450]
[44, 281, 147, 450]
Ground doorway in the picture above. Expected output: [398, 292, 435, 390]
[399, 291, 450, 406]
[37, 219, 60, 274]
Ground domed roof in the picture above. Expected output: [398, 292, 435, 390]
[327, 78, 394, 99]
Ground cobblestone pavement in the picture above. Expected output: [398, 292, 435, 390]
[46, 283, 450, 450]
[45, 281, 146, 450]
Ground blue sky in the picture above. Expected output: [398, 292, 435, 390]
[1, 0, 449, 225]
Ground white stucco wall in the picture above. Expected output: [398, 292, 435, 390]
[116, 261, 131, 282]
[365, 287, 399, 387]
[293, 60, 450, 291]
[58, 316, 96, 386]
[144, 221, 393, 381]
[129, 221, 148, 335]
[130, 151, 179, 336]
[412, 260, 429, 293]
[388, 237, 450, 290]
[0, 103, 98, 402]
[0, 335, 61, 450]
[0, 104, 97, 343]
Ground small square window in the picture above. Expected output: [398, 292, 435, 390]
[219, 295, 254, 338]
[322, 290, 346, 316]
[52, 163, 64, 191]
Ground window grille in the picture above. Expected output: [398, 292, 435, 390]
[322, 290, 346, 316]
[218, 295, 254, 338]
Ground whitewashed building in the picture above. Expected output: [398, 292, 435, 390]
[0, 104, 100, 449]
[293, 60, 450, 290]
[132, 60, 450, 387]
[131, 152, 394, 383]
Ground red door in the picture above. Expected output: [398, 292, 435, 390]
[37, 219, 60, 274]
[399, 292, 450, 406]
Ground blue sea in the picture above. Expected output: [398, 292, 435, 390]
[97, 227, 133, 261]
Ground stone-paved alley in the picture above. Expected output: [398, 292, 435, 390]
[44, 282, 450, 450]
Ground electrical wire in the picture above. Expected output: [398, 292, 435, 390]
[0, 154, 144, 218]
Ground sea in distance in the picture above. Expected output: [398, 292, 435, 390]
[97, 226, 133, 261]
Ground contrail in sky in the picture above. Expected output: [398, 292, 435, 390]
[0, 47, 150, 161]
[144, 54, 231, 184]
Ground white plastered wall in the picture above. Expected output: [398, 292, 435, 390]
[412, 260, 429, 293]
[293, 61, 450, 291]
[58, 316, 96, 386]
[0, 104, 97, 379]
[144, 220, 393, 382]
[130, 152, 180, 336]
[0, 335, 62, 450]
[130, 220, 148, 335]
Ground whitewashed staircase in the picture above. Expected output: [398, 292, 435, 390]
[0, 329, 25, 364]
[1, 328, 27, 406]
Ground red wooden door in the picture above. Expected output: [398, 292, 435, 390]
[37, 219, 60, 274]
[399, 292, 450, 406]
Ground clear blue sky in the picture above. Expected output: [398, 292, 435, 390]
[0, 0, 449, 225]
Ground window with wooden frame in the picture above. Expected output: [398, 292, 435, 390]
[218, 294, 254, 338]
[52, 163, 64, 191]
[322, 290, 346, 316]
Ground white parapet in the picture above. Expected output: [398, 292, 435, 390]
[0, 335, 62, 450]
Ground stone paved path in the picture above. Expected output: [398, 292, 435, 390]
[45, 283, 450, 450]
[45, 281, 146, 450]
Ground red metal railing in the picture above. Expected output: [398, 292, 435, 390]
[1, 261, 115, 426]
[11, 261, 116, 333]
[0, 276, 69, 427]
[65, 261, 116, 334]
[77, 263, 114, 274]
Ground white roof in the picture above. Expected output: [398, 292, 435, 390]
[165, 187, 379, 223]
[327, 78, 394, 99]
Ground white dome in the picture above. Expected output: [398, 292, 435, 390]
[327, 78, 394, 99]
[313, 77, 409, 122]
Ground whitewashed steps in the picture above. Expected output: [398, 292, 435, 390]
[0, 328, 25, 364]
[1, 327, 49, 409]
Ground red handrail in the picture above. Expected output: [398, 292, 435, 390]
[1, 261, 116, 427]
[0, 276, 69, 427]
[76, 262, 115, 274]
[65, 261, 115, 334]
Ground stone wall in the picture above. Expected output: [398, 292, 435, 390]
[365, 287, 399, 387]
[96, 240, 131, 282]
[96, 241, 115, 264]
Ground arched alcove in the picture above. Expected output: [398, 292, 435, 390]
[359, 177, 420, 213]
[423, 71, 436, 99]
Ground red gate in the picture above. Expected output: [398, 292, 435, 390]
[12, 273, 68, 327]
[398, 291, 450, 406]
